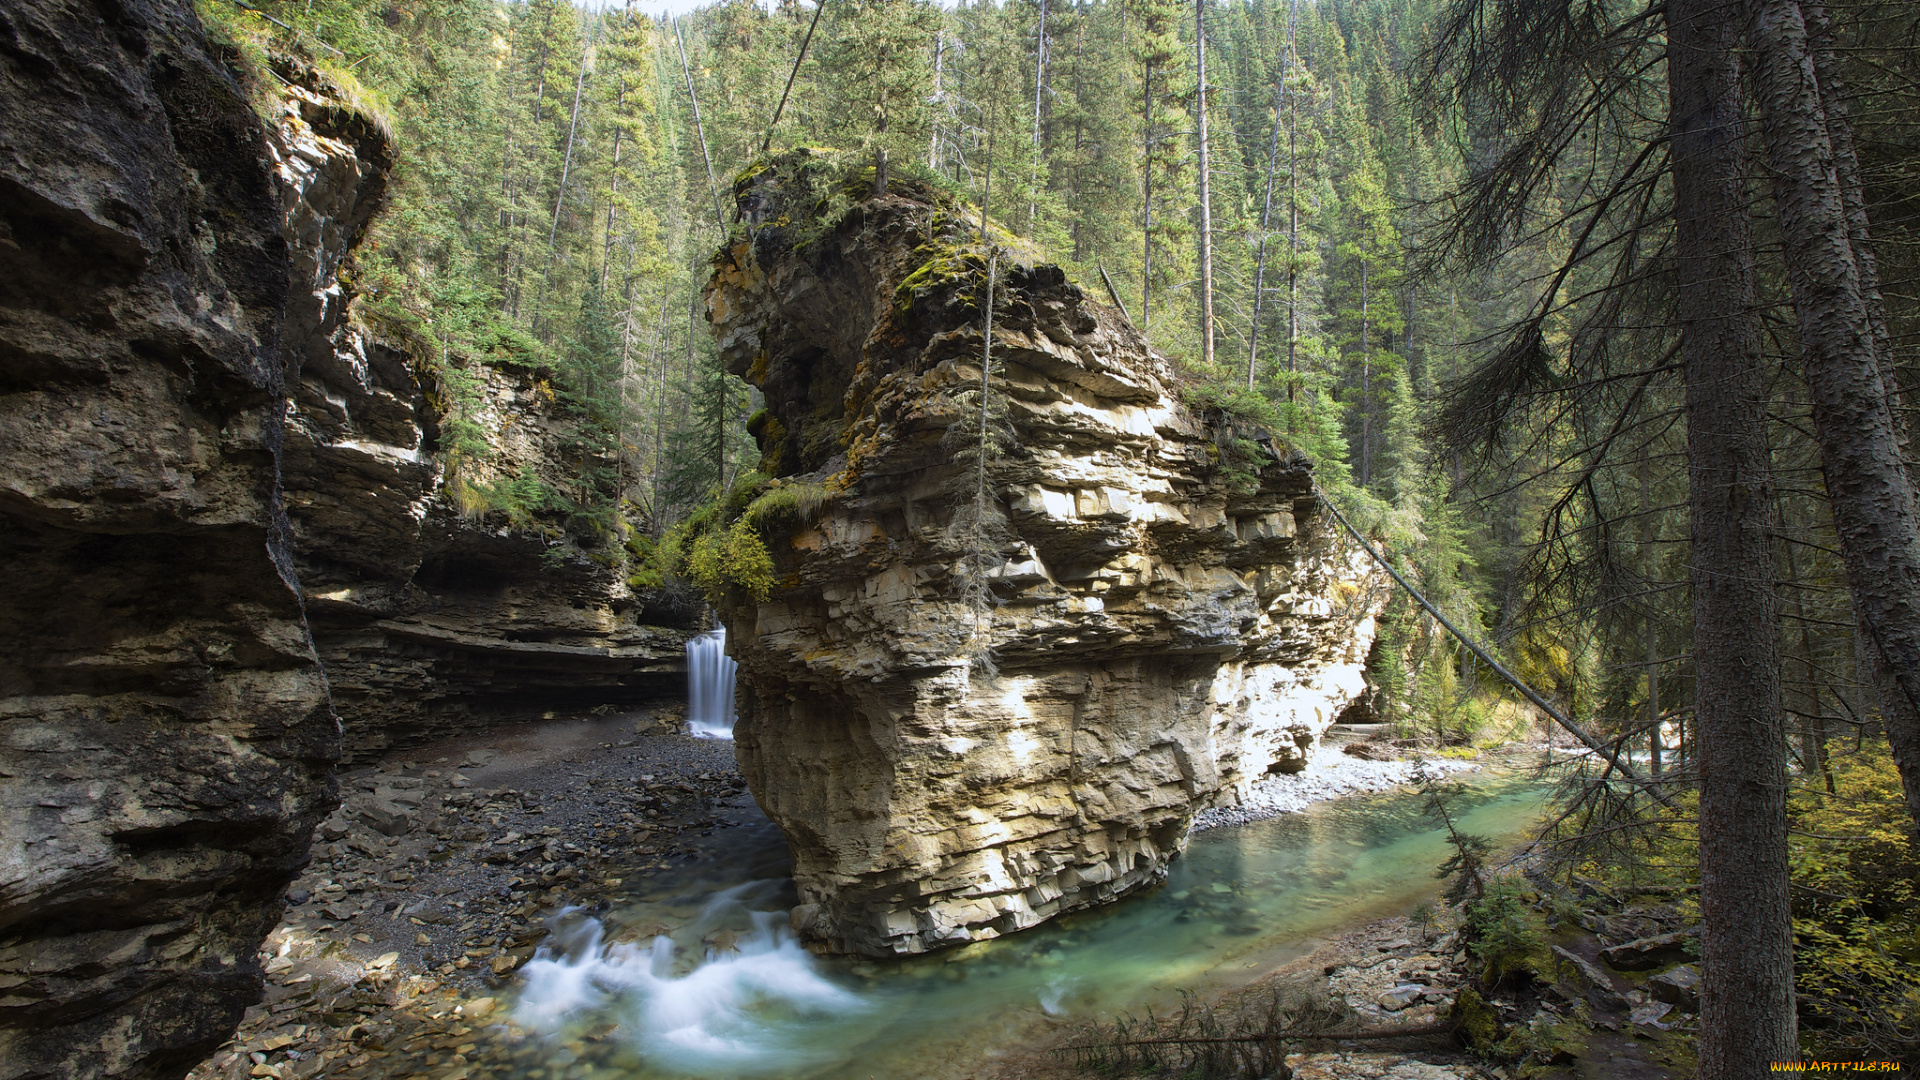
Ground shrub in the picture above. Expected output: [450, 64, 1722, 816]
[684, 518, 776, 602]
[1181, 382, 1286, 495]
[1464, 879, 1550, 990]
[1789, 743, 1920, 1060]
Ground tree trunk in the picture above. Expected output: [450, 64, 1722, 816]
[1641, 447, 1662, 777]
[1668, 0, 1798, 1072]
[1248, 79, 1284, 390]
[1030, 0, 1048, 233]
[672, 17, 728, 230]
[1286, 0, 1298, 400]
[536, 38, 592, 328]
[1194, 0, 1215, 371]
[1744, 0, 1920, 833]
[1141, 59, 1153, 335]
[929, 30, 944, 170]
[1802, 0, 1904, 458]
[1360, 259, 1371, 487]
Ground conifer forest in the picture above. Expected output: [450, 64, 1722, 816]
[3, 0, 1920, 1075]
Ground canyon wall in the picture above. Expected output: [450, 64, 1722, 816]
[704, 155, 1388, 957]
[0, 7, 691, 1075]
[0, 6, 340, 1076]
[266, 58, 695, 765]
[282, 284, 696, 761]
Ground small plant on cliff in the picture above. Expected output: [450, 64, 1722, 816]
[683, 518, 776, 602]
[655, 470, 833, 604]
[1181, 382, 1285, 495]
[475, 464, 557, 527]
[1462, 879, 1550, 990]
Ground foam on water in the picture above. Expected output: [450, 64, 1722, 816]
[515, 884, 861, 1075]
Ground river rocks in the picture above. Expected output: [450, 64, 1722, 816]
[0, 6, 354, 1076]
[185, 717, 753, 1080]
[1192, 742, 1482, 829]
[704, 154, 1388, 955]
[1647, 964, 1701, 1012]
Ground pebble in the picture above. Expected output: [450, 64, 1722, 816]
[184, 708, 748, 1080]
[1193, 741, 1482, 829]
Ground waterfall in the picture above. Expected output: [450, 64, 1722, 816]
[686, 627, 737, 739]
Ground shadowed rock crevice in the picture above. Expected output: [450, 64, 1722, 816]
[704, 153, 1390, 956]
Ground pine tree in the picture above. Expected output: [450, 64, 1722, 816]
[817, 0, 940, 195]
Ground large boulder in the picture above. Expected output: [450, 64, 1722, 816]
[702, 154, 1388, 956]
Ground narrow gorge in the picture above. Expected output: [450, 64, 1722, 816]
[5, 6, 1388, 1078]
[1, 5, 690, 1076]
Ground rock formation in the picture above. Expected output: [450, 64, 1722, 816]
[704, 154, 1388, 957]
[266, 59, 695, 764]
[285, 320, 698, 761]
[0, 5, 693, 1074]
[0, 6, 341, 1076]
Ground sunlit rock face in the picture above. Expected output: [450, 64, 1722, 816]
[704, 154, 1387, 957]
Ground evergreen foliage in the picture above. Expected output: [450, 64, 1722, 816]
[205, 4, 1920, 934]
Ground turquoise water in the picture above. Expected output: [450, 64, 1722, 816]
[507, 773, 1546, 1080]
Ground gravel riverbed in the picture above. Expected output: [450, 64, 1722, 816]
[1192, 738, 1487, 830]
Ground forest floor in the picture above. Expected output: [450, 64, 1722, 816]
[184, 718, 1674, 1080]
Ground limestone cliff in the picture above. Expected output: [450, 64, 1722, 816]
[0, 8, 339, 1077]
[269, 72, 694, 764]
[703, 155, 1388, 957]
[285, 310, 697, 762]
[0, 7, 691, 1074]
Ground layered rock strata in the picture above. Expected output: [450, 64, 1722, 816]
[0, 9, 689, 1072]
[0, 8, 344, 1077]
[270, 71, 694, 763]
[704, 156, 1388, 956]
[286, 354, 698, 761]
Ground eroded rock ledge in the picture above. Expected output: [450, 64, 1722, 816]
[704, 155, 1388, 956]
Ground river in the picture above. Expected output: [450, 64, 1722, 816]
[496, 771, 1545, 1080]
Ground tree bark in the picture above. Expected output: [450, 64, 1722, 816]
[1744, 0, 1920, 833]
[1194, 0, 1215, 370]
[1668, 0, 1798, 1072]
[1140, 58, 1153, 334]
[1248, 79, 1284, 389]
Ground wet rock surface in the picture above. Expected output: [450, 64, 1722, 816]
[184, 708, 752, 1080]
[705, 155, 1389, 957]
